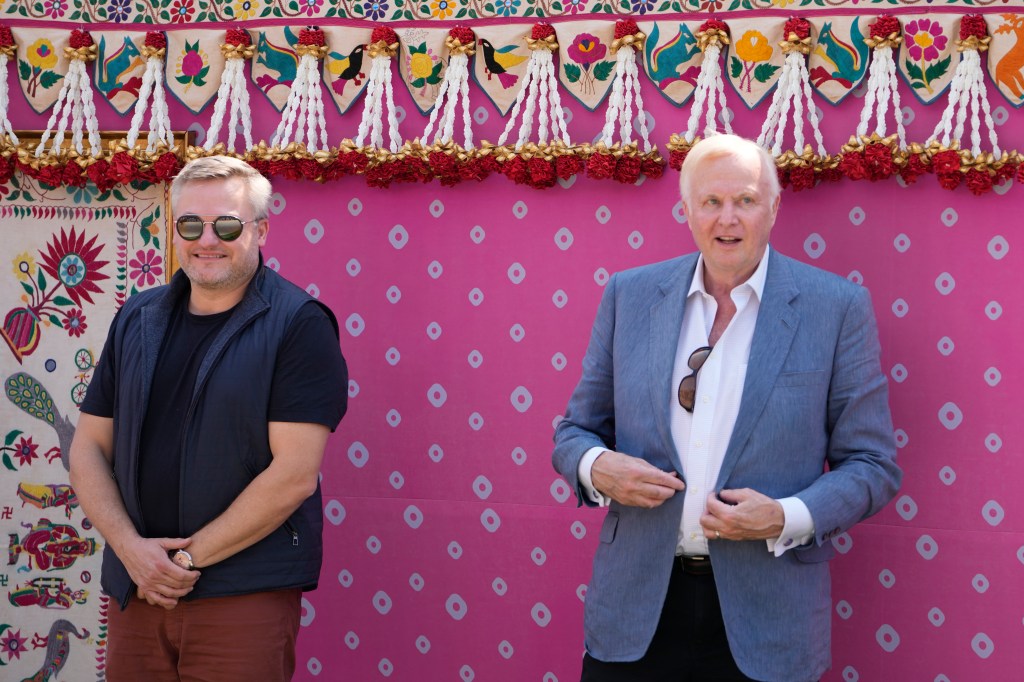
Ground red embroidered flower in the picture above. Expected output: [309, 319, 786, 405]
[38, 226, 110, 307]
[614, 19, 640, 41]
[226, 28, 251, 47]
[145, 31, 167, 50]
[783, 17, 811, 41]
[964, 168, 992, 196]
[614, 155, 642, 184]
[371, 26, 399, 45]
[586, 152, 616, 180]
[69, 29, 93, 49]
[959, 15, 987, 41]
[871, 15, 900, 40]
[12, 436, 38, 467]
[532, 23, 556, 41]
[931, 150, 961, 174]
[63, 308, 88, 337]
[555, 154, 583, 180]
[108, 151, 139, 184]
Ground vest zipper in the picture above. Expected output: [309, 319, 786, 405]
[283, 520, 299, 546]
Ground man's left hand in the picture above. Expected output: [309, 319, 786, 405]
[700, 489, 784, 541]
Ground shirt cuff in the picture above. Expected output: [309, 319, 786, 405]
[766, 497, 815, 557]
[578, 447, 611, 507]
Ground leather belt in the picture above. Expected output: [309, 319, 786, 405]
[679, 555, 712, 575]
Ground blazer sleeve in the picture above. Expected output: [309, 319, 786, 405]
[795, 285, 902, 547]
[552, 274, 620, 507]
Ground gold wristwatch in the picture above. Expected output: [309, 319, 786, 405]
[169, 549, 196, 570]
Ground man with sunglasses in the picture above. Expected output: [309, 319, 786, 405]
[553, 135, 901, 682]
[69, 156, 348, 681]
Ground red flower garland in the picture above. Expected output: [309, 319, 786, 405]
[783, 17, 811, 41]
[144, 31, 167, 50]
[371, 26, 399, 45]
[69, 29, 94, 49]
[226, 28, 252, 47]
[960, 14, 987, 41]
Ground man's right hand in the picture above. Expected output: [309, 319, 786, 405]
[591, 450, 685, 508]
[119, 536, 200, 610]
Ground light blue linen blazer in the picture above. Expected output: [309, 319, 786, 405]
[552, 250, 902, 682]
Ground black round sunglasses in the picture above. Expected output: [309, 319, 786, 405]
[175, 215, 259, 242]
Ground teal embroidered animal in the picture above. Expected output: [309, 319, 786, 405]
[644, 23, 701, 92]
[810, 19, 869, 92]
[96, 36, 144, 101]
[255, 28, 299, 93]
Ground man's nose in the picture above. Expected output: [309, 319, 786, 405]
[196, 223, 221, 245]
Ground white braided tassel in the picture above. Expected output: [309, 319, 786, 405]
[683, 20, 733, 144]
[126, 32, 174, 153]
[354, 27, 401, 154]
[205, 29, 255, 153]
[854, 15, 907, 151]
[270, 28, 330, 153]
[0, 26, 18, 144]
[498, 24, 570, 150]
[927, 16, 1000, 159]
[422, 27, 476, 150]
[598, 21, 652, 153]
[36, 30, 101, 158]
[757, 18, 826, 158]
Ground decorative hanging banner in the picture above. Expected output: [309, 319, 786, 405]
[92, 31, 146, 115]
[473, 25, 531, 117]
[166, 29, 226, 115]
[555, 21, 617, 112]
[807, 16, 871, 105]
[637, 19, 703, 107]
[322, 25, 373, 116]
[897, 14, 958, 105]
[12, 28, 69, 114]
[250, 26, 301, 113]
[397, 26, 449, 115]
[724, 18, 785, 110]
[987, 14, 1024, 108]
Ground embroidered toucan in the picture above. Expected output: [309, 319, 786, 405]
[328, 44, 367, 96]
[478, 38, 527, 90]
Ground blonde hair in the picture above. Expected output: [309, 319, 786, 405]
[679, 134, 780, 203]
[170, 156, 272, 221]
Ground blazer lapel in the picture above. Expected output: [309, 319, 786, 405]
[716, 253, 800, 487]
[649, 254, 698, 473]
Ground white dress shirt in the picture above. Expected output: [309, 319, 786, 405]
[578, 247, 814, 557]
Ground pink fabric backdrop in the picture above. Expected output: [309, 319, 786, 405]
[3, 43, 1023, 681]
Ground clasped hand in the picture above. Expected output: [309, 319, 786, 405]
[121, 536, 200, 610]
[591, 450, 685, 508]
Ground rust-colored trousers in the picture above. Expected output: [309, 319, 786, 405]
[106, 589, 302, 682]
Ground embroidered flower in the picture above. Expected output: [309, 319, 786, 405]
[631, 0, 654, 14]
[12, 436, 38, 467]
[170, 0, 195, 23]
[430, 0, 456, 19]
[298, 0, 321, 16]
[107, 0, 131, 23]
[233, 0, 259, 19]
[362, 0, 388, 20]
[564, 0, 587, 14]
[27, 39, 58, 70]
[129, 248, 164, 288]
[0, 628, 28, 661]
[568, 34, 607, 66]
[38, 227, 110, 308]
[63, 308, 87, 338]
[495, 0, 520, 17]
[904, 19, 947, 62]
[44, 0, 68, 19]
[12, 253, 35, 282]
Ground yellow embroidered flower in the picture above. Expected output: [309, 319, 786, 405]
[735, 30, 772, 63]
[27, 39, 58, 70]
[771, 0, 794, 6]
[409, 52, 435, 79]
[12, 252, 35, 282]
[233, 0, 259, 19]
[430, 0, 456, 19]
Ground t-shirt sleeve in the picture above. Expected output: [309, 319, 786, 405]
[267, 302, 348, 430]
[78, 313, 119, 418]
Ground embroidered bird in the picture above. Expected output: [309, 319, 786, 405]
[644, 22, 702, 91]
[328, 44, 366, 97]
[478, 38, 528, 90]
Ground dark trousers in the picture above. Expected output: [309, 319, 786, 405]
[581, 558, 756, 682]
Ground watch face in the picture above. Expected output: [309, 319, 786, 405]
[172, 550, 193, 570]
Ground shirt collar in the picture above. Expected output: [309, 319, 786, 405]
[688, 244, 771, 302]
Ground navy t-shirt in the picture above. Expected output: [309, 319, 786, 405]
[81, 297, 348, 538]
